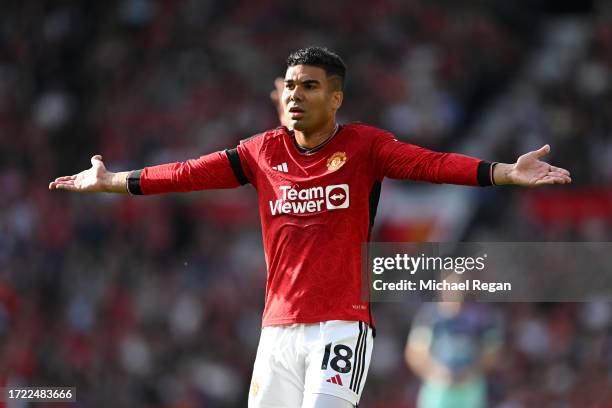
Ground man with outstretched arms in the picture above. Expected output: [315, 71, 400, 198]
[50, 47, 571, 408]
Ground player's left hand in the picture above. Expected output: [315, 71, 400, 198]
[505, 144, 572, 186]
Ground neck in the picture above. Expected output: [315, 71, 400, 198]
[294, 120, 338, 149]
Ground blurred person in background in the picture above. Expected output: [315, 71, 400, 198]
[406, 286, 503, 408]
[49, 46, 570, 408]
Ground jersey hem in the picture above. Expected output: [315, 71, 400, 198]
[262, 313, 369, 327]
[305, 389, 359, 406]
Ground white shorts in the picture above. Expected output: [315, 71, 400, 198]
[248, 320, 373, 408]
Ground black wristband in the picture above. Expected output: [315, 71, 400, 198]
[491, 162, 498, 186]
[126, 169, 143, 195]
[477, 161, 494, 187]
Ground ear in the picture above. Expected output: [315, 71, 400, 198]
[332, 90, 343, 110]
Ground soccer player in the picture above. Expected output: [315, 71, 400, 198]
[49, 47, 571, 408]
[406, 293, 503, 408]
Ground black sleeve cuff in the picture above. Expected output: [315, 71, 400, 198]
[477, 161, 494, 187]
[225, 148, 249, 185]
[127, 169, 143, 195]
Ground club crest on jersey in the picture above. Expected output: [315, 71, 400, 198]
[327, 152, 347, 172]
[269, 184, 350, 215]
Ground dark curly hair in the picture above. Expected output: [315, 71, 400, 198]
[286, 46, 346, 90]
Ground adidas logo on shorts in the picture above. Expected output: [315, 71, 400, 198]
[325, 374, 343, 386]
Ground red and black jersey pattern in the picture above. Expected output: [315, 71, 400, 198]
[128, 123, 493, 329]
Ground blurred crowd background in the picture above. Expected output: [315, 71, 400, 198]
[1, 0, 611, 407]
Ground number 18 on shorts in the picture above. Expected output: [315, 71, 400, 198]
[249, 321, 373, 407]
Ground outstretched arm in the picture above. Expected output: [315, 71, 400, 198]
[492, 144, 571, 186]
[48, 155, 130, 193]
[374, 129, 571, 187]
[49, 149, 250, 195]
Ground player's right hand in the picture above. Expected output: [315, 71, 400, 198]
[48, 154, 110, 192]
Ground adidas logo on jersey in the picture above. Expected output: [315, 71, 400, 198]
[326, 374, 343, 386]
[268, 184, 349, 215]
[272, 162, 288, 172]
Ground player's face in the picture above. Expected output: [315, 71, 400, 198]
[283, 65, 343, 132]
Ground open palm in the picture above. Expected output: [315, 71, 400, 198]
[510, 145, 571, 186]
[48, 155, 109, 192]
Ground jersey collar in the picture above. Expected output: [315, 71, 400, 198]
[290, 124, 341, 155]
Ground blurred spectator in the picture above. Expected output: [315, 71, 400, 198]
[405, 293, 502, 408]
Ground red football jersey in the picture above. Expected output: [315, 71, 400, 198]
[127, 124, 494, 328]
